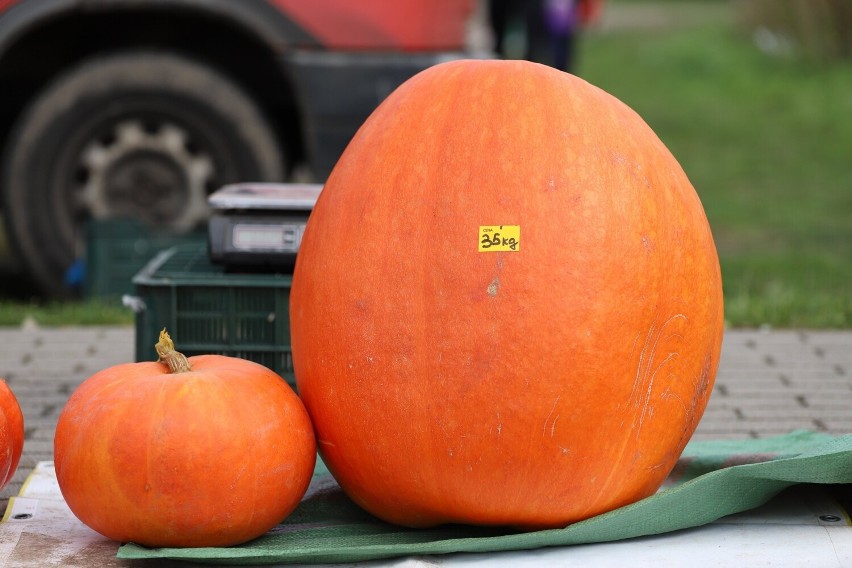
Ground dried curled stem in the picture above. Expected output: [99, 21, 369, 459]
[155, 328, 192, 373]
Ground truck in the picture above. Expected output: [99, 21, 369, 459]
[0, 0, 480, 297]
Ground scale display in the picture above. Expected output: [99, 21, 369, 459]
[207, 183, 322, 270]
[231, 223, 304, 251]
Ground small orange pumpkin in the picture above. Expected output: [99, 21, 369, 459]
[291, 59, 724, 529]
[53, 330, 316, 547]
[1, 379, 24, 491]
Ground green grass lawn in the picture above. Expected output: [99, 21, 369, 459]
[1, 0, 850, 328]
[580, 0, 852, 327]
[0, 299, 133, 326]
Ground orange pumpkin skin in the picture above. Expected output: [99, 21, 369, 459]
[1, 379, 24, 491]
[291, 60, 723, 529]
[54, 356, 316, 547]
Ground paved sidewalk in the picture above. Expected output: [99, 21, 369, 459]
[2, 325, 851, 515]
[1, 326, 134, 512]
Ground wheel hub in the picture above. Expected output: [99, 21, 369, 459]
[78, 120, 214, 231]
[104, 151, 185, 220]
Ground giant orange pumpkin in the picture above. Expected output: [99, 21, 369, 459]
[1, 379, 24, 491]
[290, 59, 724, 529]
[54, 330, 316, 547]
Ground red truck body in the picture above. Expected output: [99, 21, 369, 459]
[271, 0, 475, 50]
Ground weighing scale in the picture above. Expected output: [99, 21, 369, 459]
[207, 183, 322, 271]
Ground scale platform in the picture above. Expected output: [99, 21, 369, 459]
[207, 183, 322, 271]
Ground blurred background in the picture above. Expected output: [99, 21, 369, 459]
[578, 0, 852, 329]
[0, 0, 849, 329]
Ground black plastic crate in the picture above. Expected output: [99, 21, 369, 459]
[131, 245, 294, 385]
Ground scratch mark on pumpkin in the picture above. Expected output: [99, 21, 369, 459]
[631, 314, 687, 436]
[639, 351, 679, 430]
[674, 354, 714, 450]
[487, 277, 500, 297]
[630, 329, 653, 408]
[318, 439, 336, 448]
[661, 387, 687, 412]
[542, 396, 560, 438]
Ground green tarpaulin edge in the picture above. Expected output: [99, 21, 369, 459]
[118, 431, 852, 565]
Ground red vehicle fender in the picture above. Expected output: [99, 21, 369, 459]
[268, 0, 476, 50]
[579, 0, 605, 26]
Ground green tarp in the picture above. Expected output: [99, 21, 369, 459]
[118, 430, 852, 565]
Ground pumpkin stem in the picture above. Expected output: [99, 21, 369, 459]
[155, 328, 192, 373]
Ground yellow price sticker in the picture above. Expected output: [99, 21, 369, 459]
[479, 225, 520, 252]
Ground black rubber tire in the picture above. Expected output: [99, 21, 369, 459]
[1, 51, 284, 298]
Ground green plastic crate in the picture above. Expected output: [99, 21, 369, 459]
[131, 244, 295, 386]
[85, 218, 207, 299]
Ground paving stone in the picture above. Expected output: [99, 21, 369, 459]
[695, 329, 852, 443]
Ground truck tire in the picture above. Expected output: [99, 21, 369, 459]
[1, 51, 284, 298]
